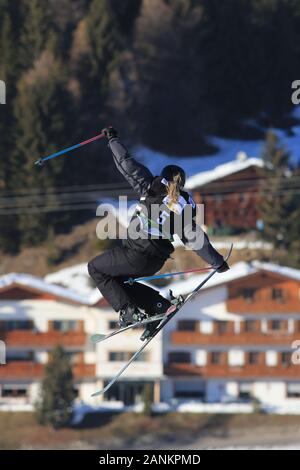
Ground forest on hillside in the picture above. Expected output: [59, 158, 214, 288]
[1, 0, 300, 252]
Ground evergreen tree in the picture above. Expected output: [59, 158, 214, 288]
[142, 383, 153, 416]
[19, 0, 53, 70]
[0, 1, 22, 177]
[285, 163, 300, 267]
[12, 51, 75, 246]
[86, 0, 121, 80]
[77, 0, 124, 127]
[68, 0, 136, 185]
[0, 1, 24, 252]
[260, 132, 295, 253]
[36, 345, 75, 429]
[131, 0, 208, 154]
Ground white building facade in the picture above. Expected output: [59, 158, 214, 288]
[161, 262, 300, 412]
[0, 274, 163, 408]
[1, 261, 300, 412]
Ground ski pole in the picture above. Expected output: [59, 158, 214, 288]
[125, 266, 213, 285]
[34, 132, 105, 166]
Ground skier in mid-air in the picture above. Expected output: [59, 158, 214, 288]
[88, 127, 229, 340]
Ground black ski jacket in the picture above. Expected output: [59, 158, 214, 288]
[109, 138, 224, 267]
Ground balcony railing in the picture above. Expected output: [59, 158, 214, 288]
[165, 362, 300, 378]
[2, 330, 86, 347]
[0, 361, 95, 379]
[171, 331, 299, 346]
[227, 299, 300, 313]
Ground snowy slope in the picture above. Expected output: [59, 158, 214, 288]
[133, 109, 300, 178]
[133, 139, 264, 178]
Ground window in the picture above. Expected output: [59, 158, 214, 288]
[0, 320, 34, 331]
[177, 320, 197, 331]
[270, 320, 282, 331]
[6, 351, 34, 362]
[211, 352, 222, 365]
[168, 352, 191, 363]
[135, 352, 149, 362]
[281, 351, 291, 367]
[174, 390, 204, 398]
[109, 352, 131, 362]
[174, 381, 205, 399]
[109, 352, 149, 362]
[216, 321, 227, 334]
[272, 289, 284, 302]
[2, 388, 28, 398]
[104, 381, 154, 406]
[287, 383, 300, 398]
[242, 288, 257, 302]
[238, 382, 253, 400]
[53, 320, 78, 332]
[248, 352, 259, 365]
[245, 320, 257, 332]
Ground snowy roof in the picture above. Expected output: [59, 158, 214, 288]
[0, 272, 92, 305]
[45, 263, 93, 295]
[160, 261, 256, 297]
[252, 261, 300, 283]
[2, 260, 300, 308]
[160, 261, 300, 297]
[185, 157, 265, 190]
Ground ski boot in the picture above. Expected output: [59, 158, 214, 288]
[140, 293, 182, 341]
[217, 260, 230, 273]
[119, 303, 145, 328]
[169, 289, 184, 308]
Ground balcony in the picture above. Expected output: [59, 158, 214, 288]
[226, 299, 300, 314]
[165, 363, 300, 378]
[0, 361, 96, 379]
[171, 331, 299, 346]
[73, 363, 96, 378]
[2, 331, 86, 347]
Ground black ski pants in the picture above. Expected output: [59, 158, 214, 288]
[88, 246, 171, 313]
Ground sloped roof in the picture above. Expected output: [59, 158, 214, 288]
[2, 260, 299, 307]
[185, 157, 265, 190]
[0, 272, 92, 305]
[160, 261, 300, 297]
[45, 263, 92, 295]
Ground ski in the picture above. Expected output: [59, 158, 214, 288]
[91, 244, 233, 398]
[90, 312, 170, 344]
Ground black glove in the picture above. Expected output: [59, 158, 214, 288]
[101, 126, 118, 140]
[217, 260, 230, 273]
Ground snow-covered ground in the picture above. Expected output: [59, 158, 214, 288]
[134, 109, 300, 178]
[203, 443, 300, 450]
